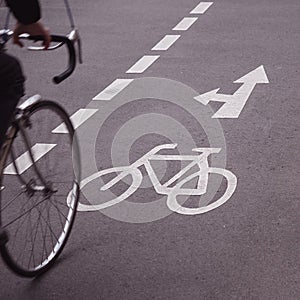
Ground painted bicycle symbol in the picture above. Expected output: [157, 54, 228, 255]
[72, 144, 237, 215]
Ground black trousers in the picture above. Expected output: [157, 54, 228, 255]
[0, 51, 25, 149]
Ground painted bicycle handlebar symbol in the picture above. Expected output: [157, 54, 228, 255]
[74, 144, 237, 215]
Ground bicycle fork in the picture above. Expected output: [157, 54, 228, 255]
[10, 113, 56, 195]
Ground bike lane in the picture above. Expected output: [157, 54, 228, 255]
[0, 0, 299, 299]
[62, 0, 299, 298]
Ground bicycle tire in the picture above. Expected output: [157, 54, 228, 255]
[0, 100, 80, 277]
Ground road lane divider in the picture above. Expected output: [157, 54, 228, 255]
[4, 143, 56, 175]
[92, 3, 214, 98]
[126, 55, 160, 74]
[3, 2, 216, 180]
[52, 108, 98, 133]
[190, 2, 213, 14]
[172, 17, 198, 31]
[93, 79, 134, 101]
[151, 35, 181, 51]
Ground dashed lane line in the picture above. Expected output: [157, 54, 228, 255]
[4, 143, 56, 175]
[190, 2, 213, 14]
[52, 108, 98, 133]
[4, 2, 215, 176]
[151, 35, 181, 51]
[126, 55, 160, 74]
[92, 2, 214, 99]
[172, 17, 198, 31]
[93, 79, 134, 101]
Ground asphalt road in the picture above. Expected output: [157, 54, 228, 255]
[0, 0, 299, 299]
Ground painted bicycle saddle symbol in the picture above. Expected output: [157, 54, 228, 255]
[73, 144, 237, 215]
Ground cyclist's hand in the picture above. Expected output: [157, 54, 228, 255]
[13, 21, 51, 49]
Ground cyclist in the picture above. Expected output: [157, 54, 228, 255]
[0, 0, 50, 149]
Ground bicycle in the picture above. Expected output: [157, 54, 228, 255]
[75, 144, 237, 215]
[0, 30, 81, 277]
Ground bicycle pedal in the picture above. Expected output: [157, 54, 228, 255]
[0, 229, 9, 246]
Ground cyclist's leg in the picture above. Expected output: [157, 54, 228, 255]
[0, 52, 25, 148]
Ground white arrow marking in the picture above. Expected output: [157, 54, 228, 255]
[194, 65, 269, 118]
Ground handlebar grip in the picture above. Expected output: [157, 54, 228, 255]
[23, 35, 76, 84]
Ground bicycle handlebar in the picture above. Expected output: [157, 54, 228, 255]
[20, 34, 76, 84]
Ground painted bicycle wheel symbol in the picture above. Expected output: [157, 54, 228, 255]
[71, 144, 237, 215]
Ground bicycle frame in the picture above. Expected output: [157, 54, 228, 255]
[0, 96, 54, 196]
[101, 144, 221, 196]
[0, 125, 18, 185]
[0, 117, 17, 241]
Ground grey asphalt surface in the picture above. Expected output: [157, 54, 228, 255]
[0, 0, 299, 299]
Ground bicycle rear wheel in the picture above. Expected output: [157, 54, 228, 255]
[0, 100, 80, 277]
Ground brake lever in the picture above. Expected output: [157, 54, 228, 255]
[68, 28, 82, 64]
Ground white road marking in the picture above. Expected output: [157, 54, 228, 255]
[93, 79, 134, 101]
[167, 167, 237, 215]
[194, 65, 269, 118]
[151, 35, 181, 51]
[76, 144, 237, 215]
[190, 2, 213, 14]
[52, 108, 98, 133]
[172, 17, 198, 31]
[126, 55, 160, 74]
[4, 143, 56, 175]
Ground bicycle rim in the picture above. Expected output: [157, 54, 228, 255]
[0, 100, 80, 277]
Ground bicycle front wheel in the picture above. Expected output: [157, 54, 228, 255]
[0, 100, 80, 277]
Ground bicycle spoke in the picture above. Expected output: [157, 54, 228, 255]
[28, 210, 36, 270]
[32, 199, 50, 267]
[34, 204, 60, 245]
[13, 206, 31, 264]
[0, 100, 80, 276]
[9, 196, 34, 252]
[2, 195, 49, 229]
[1, 190, 26, 212]
[19, 209, 33, 267]
[46, 199, 55, 255]
[48, 195, 68, 224]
